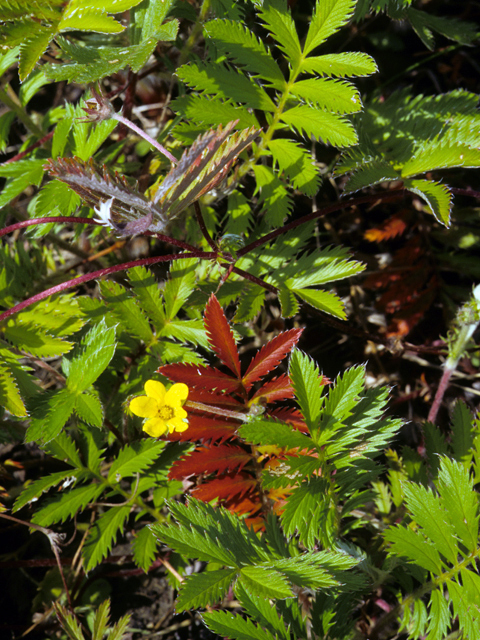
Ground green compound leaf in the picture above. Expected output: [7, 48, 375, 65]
[239, 418, 315, 451]
[278, 287, 300, 318]
[406, 6, 479, 50]
[35, 179, 82, 218]
[44, 432, 83, 468]
[154, 498, 268, 567]
[280, 105, 358, 148]
[32, 483, 104, 527]
[131, 0, 174, 42]
[293, 288, 346, 319]
[385, 525, 443, 574]
[26, 388, 77, 444]
[66, 320, 116, 394]
[316, 366, 366, 441]
[239, 566, 292, 600]
[234, 284, 267, 323]
[204, 19, 286, 89]
[99, 280, 153, 343]
[257, 0, 302, 69]
[91, 599, 110, 640]
[253, 164, 293, 226]
[172, 94, 258, 129]
[451, 400, 475, 466]
[55, 604, 85, 640]
[280, 477, 329, 549]
[254, 173, 293, 229]
[0, 360, 27, 417]
[288, 349, 324, 431]
[341, 159, 400, 194]
[108, 440, 167, 482]
[304, 0, 356, 55]
[13, 470, 78, 512]
[426, 589, 450, 640]
[203, 610, 278, 640]
[403, 481, 459, 564]
[133, 525, 158, 573]
[437, 457, 479, 554]
[0, 158, 45, 207]
[301, 52, 377, 77]
[3, 322, 73, 358]
[58, 8, 125, 33]
[47, 27, 178, 82]
[176, 568, 238, 611]
[234, 582, 291, 638]
[177, 62, 276, 112]
[74, 393, 104, 428]
[152, 511, 239, 566]
[128, 266, 166, 328]
[405, 179, 452, 227]
[87, 0, 144, 11]
[447, 580, 480, 638]
[272, 549, 358, 587]
[18, 27, 55, 81]
[401, 143, 480, 177]
[291, 78, 362, 114]
[163, 258, 198, 320]
[83, 504, 132, 572]
[268, 138, 321, 196]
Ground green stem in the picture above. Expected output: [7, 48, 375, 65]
[372, 547, 480, 637]
[0, 85, 45, 138]
[94, 475, 165, 522]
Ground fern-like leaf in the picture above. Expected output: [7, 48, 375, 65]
[304, 0, 357, 55]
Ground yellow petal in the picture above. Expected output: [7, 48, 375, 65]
[167, 415, 189, 433]
[145, 380, 166, 402]
[175, 407, 188, 421]
[130, 396, 159, 418]
[143, 417, 168, 437]
[165, 383, 189, 407]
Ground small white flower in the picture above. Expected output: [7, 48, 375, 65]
[94, 197, 115, 227]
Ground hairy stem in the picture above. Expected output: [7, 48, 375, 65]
[112, 112, 178, 164]
[0, 252, 215, 324]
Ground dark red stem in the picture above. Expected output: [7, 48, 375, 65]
[230, 265, 278, 293]
[1, 216, 101, 238]
[1, 216, 200, 252]
[0, 252, 215, 324]
[450, 187, 480, 199]
[1, 131, 54, 165]
[236, 190, 404, 257]
[194, 200, 217, 251]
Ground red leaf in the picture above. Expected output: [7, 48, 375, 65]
[269, 407, 309, 433]
[167, 414, 238, 443]
[169, 444, 251, 479]
[224, 493, 262, 518]
[158, 362, 241, 393]
[204, 294, 241, 378]
[191, 472, 256, 502]
[364, 213, 408, 242]
[188, 387, 244, 408]
[242, 328, 303, 390]
[249, 374, 294, 404]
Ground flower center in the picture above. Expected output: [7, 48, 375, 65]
[159, 405, 175, 421]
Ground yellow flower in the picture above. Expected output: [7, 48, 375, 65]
[129, 380, 189, 437]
